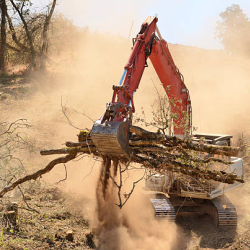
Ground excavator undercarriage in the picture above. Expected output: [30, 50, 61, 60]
[145, 134, 243, 228]
[148, 193, 237, 227]
[148, 194, 237, 228]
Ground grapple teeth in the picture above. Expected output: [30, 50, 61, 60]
[91, 120, 130, 158]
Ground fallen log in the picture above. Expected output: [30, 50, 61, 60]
[39, 126, 242, 184]
[129, 125, 165, 139]
[130, 125, 239, 157]
[65, 141, 93, 147]
[131, 154, 243, 184]
[40, 146, 97, 155]
[132, 146, 233, 164]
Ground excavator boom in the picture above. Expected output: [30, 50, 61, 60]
[91, 17, 244, 229]
[91, 16, 192, 157]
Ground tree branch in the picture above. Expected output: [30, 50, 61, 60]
[0, 151, 77, 198]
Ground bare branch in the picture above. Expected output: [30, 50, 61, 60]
[17, 185, 39, 214]
[56, 163, 68, 184]
[0, 119, 31, 136]
[61, 96, 84, 130]
[0, 151, 77, 198]
[73, 109, 94, 123]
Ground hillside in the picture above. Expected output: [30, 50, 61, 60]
[0, 31, 249, 249]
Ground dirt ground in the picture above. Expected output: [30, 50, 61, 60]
[0, 38, 250, 249]
[1, 186, 94, 249]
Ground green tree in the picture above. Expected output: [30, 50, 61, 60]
[215, 4, 250, 55]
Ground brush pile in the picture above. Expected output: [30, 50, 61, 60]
[40, 125, 243, 185]
[0, 125, 243, 199]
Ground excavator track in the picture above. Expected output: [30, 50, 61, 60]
[211, 196, 237, 227]
[150, 198, 176, 221]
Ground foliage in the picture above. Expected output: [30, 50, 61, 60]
[5, 10, 88, 70]
[48, 14, 87, 56]
[134, 94, 171, 135]
[1, 0, 90, 72]
[135, 88, 189, 136]
[215, 4, 250, 55]
[2, 0, 57, 70]
[0, 119, 32, 199]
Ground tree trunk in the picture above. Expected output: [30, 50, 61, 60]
[40, 0, 56, 70]
[0, 0, 7, 72]
[6, 11, 27, 51]
[10, 0, 36, 69]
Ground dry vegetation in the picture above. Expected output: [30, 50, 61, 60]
[0, 14, 250, 250]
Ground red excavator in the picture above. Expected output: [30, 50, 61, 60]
[91, 16, 192, 157]
[91, 16, 243, 227]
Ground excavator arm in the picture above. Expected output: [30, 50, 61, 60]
[150, 26, 192, 135]
[91, 16, 192, 158]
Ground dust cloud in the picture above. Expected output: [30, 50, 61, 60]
[93, 159, 185, 250]
[1, 15, 250, 250]
[167, 44, 250, 137]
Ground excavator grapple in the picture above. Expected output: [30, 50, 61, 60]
[91, 120, 130, 158]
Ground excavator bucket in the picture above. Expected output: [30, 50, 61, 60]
[91, 120, 130, 158]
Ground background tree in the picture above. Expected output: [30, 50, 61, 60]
[40, 0, 56, 70]
[8, 0, 57, 70]
[215, 4, 250, 55]
[0, 0, 57, 71]
[0, 0, 7, 72]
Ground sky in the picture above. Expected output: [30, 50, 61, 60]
[32, 0, 250, 50]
